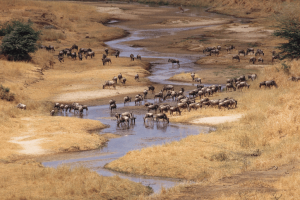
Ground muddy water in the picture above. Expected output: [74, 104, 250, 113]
[41, 4, 237, 193]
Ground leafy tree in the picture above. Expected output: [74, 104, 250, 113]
[273, 4, 300, 60]
[0, 20, 40, 61]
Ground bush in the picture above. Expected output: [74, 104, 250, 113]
[0, 85, 15, 101]
[273, 4, 300, 60]
[0, 20, 40, 61]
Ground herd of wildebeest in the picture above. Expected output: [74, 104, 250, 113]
[15, 43, 300, 127]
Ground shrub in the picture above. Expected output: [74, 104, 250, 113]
[0, 85, 15, 101]
[0, 20, 40, 61]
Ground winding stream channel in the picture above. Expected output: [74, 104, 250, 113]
[41, 4, 243, 193]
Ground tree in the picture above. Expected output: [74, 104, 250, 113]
[273, 3, 300, 60]
[0, 20, 40, 61]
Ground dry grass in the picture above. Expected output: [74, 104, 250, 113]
[40, 29, 66, 41]
[106, 60, 300, 186]
[0, 161, 152, 200]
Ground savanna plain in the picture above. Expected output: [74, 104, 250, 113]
[1, 0, 300, 199]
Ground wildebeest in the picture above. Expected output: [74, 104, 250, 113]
[178, 88, 185, 95]
[59, 50, 64, 57]
[255, 49, 264, 56]
[102, 54, 107, 59]
[130, 54, 134, 61]
[122, 78, 126, 85]
[17, 103, 26, 110]
[144, 102, 153, 107]
[162, 85, 174, 91]
[135, 74, 139, 81]
[148, 85, 155, 94]
[155, 113, 169, 123]
[237, 82, 250, 91]
[124, 96, 131, 105]
[137, 55, 141, 60]
[109, 103, 117, 112]
[168, 59, 180, 66]
[194, 78, 201, 83]
[143, 89, 148, 99]
[144, 113, 154, 122]
[58, 56, 64, 63]
[148, 104, 159, 113]
[169, 106, 181, 115]
[159, 105, 170, 113]
[103, 81, 116, 89]
[226, 45, 235, 52]
[226, 84, 236, 92]
[85, 51, 95, 59]
[260, 80, 278, 88]
[289, 76, 300, 81]
[191, 72, 195, 81]
[272, 55, 280, 63]
[238, 50, 246, 56]
[246, 48, 254, 55]
[50, 110, 55, 116]
[102, 58, 112, 65]
[71, 44, 78, 51]
[46, 45, 55, 52]
[105, 48, 109, 55]
[203, 47, 215, 54]
[115, 50, 120, 58]
[71, 52, 77, 60]
[210, 49, 219, 56]
[78, 53, 82, 61]
[189, 103, 202, 110]
[248, 74, 257, 81]
[154, 91, 163, 101]
[177, 102, 190, 112]
[232, 55, 240, 62]
[79, 48, 92, 54]
[117, 116, 130, 126]
[257, 57, 263, 63]
[135, 96, 143, 105]
[118, 73, 122, 82]
[112, 76, 118, 83]
[249, 57, 256, 64]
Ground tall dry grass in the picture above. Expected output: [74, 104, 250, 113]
[106, 60, 300, 185]
[0, 162, 152, 200]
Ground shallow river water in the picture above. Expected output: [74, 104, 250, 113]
[42, 4, 241, 193]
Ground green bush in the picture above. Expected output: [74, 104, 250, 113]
[0, 85, 15, 101]
[0, 20, 40, 61]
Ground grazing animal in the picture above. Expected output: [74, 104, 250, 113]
[79, 48, 92, 54]
[246, 48, 254, 55]
[226, 84, 236, 92]
[255, 49, 264, 56]
[272, 55, 280, 63]
[109, 103, 117, 112]
[122, 78, 126, 85]
[178, 88, 185, 95]
[16, 103, 26, 110]
[50, 110, 55, 116]
[105, 48, 109, 55]
[103, 81, 116, 89]
[159, 105, 170, 113]
[162, 85, 174, 92]
[169, 106, 181, 115]
[39, 45, 46, 49]
[85, 51, 95, 59]
[46, 45, 55, 52]
[144, 113, 154, 122]
[155, 113, 169, 123]
[210, 49, 219, 56]
[217, 46, 222, 50]
[118, 73, 122, 82]
[237, 82, 250, 91]
[102, 58, 112, 65]
[58, 50, 64, 57]
[71, 52, 77, 60]
[226, 45, 235, 52]
[102, 54, 107, 59]
[232, 55, 240, 62]
[130, 54, 134, 61]
[168, 59, 180, 66]
[117, 116, 130, 126]
[148, 104, 159, 113]
[154, 91, 163, 101]
[124, 96, 131, 105]
[135, 96, 143, 105]
[257, 57, 263, 63]
[248, 74, 257, 81]
[115, 50, 120, 58]
[191, 72, 195, 81]
[71, 44, 78, 51]
[58, 56, 64, 63]
[109, 99, 116, 106]
[238, 50, 246, 56]
[112, 76, 118, 83]
[177, 102, 190, 112]
[144, 102, 153, 107]
[249, 57, 256, 64]
[194, 78, 201, 83]
[148, 85, 155, 94]
[265, 80, 278, 88]
[137, 55, 141, 60]
[78, 53, 82, 61]
[135, 74, 139, 81]
[143, 89, 148, 99]
[289, 76, 300, 81]
[189, 103, 202, 110]
[203, 47, 215, 54]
